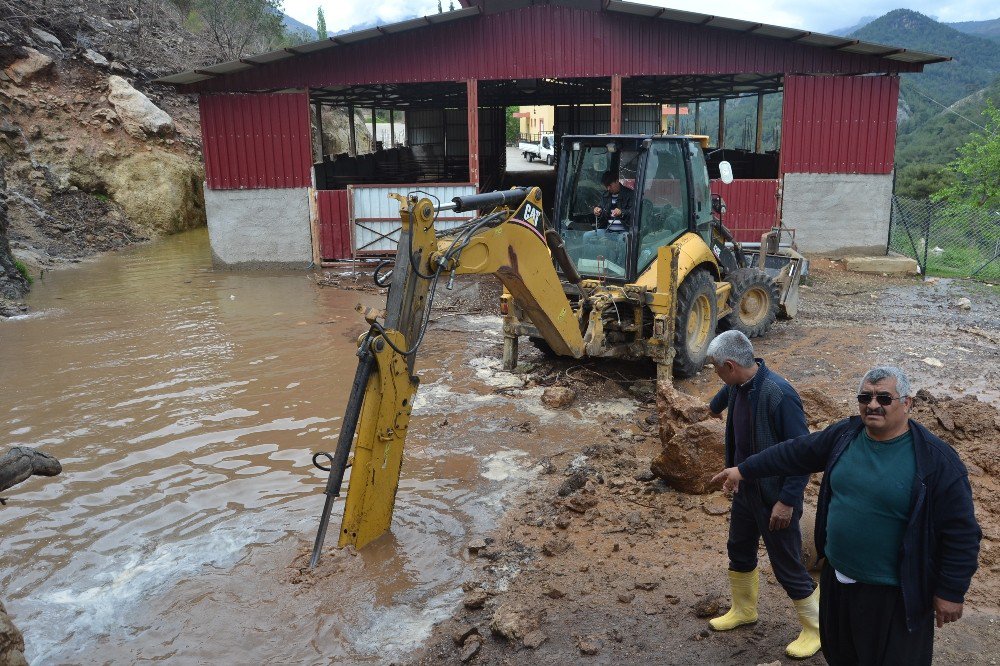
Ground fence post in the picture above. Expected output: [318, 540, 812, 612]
[922, 199, 932, 280]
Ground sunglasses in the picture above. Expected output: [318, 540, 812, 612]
[857, 392, 903, 406]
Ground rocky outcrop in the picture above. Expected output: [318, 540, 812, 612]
[0, 158, 30, 306]
[106, 75, 174, 139]
[2, 47, 53, 84]
[70, 148, 205, 234]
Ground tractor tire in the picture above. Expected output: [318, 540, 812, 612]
[723, 267, 780, 338]
[673, 268, 718, 378]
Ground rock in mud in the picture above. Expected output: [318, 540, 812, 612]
[577, 635, 603, 655]
[565, 494, 598, 513]
[618, 591, 635, 603]
[522, 630, 547, 649]
[557, 470, 588, 496]
[489, 605, 533, 640]
[656, 383, 711, 441]
[692, 594, 723, 618]
[543, 583, 566, 599]
[106, 75, 175, 138]
[464, 589, 488, 610]
[541, 386, 577, 409]
[650, 418, 725, 494]
[467, 539, 489, 554]
[452, 624, 480, 646]
[459, 638, 480, 662]
[554, 514, 571, 529]
[798, 387, 851, 428]
[541, 537, 571, 556]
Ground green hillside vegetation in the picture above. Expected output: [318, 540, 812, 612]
[948, 17, 1000, 41]
[847, 9, 1000, 199]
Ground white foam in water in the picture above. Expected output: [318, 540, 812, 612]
[467, 356, 524, 389]
[350, 588, 462, 659]
[480, 449, 531, 482]
[27, 525, 257, 663]
[411, 378, 499, 414]
[583, 397, 639, 417]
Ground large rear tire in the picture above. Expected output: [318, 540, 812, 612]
[673, 268, 718, 378]
[723, 267, 779, 338]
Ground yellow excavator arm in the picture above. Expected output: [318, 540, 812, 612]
[309, 187, 586, 563]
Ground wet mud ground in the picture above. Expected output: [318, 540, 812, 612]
[407, 262, 1000, 665]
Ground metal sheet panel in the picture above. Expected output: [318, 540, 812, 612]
[317, 189, 352, 260]
[350, 184, 477, 255]
[780, 75, 899, 174]
[200, 92, 312, 190]
[185, 6, 920, 93]
[710, 179, 779, 242]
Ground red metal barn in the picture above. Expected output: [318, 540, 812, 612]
[159, 0, 946, 267]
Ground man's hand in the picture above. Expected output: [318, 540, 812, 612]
[934, 596, 964, 627]
[711, 467, 743, 495]
[611, 207, 622, 218]
[593, 206, 602, 216]
[769, 501, 794, 531]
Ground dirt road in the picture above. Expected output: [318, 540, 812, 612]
[411, 264, 1000, 665]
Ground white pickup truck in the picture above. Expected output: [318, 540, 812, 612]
[518, 132, 555, 165]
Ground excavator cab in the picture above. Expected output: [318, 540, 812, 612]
[554, 135, 713, 283]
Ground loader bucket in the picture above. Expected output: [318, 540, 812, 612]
[740, 244, 808, 320]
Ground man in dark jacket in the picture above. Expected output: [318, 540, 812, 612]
[712, 366, 981, 665]
[705, 330, 819, 659]
[592, 171, 634, 228]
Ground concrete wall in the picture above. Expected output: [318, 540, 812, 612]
[205, 187, 313, 268]
[781, 173, 893, 256]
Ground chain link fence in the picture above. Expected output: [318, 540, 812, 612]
[889, 196, 1000, 282]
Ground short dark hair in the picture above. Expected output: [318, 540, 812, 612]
[601, 171, 618, 186]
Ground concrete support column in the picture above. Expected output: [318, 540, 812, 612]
[390, 109, 396, 147]
[694, 102, 701, 134]
[314, 102, 325, 160]
[611, 75, 622, 134]
[467, 78, 480, 188]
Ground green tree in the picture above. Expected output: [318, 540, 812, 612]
[934, 101, 1000, 210]
[317, 6, 327, 39]
[895, 163, 955, 199]
[196, 0, 286, 60]
[437, 0, 442, 13]
[505, 107, 519, 144]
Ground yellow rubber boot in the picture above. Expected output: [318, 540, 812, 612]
[786, 586, 821, 659]
[709, 568, 759, 631]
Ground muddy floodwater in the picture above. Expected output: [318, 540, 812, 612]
[0, 229, 638, 664]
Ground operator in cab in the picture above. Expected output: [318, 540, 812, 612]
[592, 171, 634, 228]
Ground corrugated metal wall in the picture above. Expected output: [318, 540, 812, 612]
[200, 92, 313, 190]
[780, 75, 899, 174]
[710, 180, 780, 242]
[316, 189, 352, 260]
[555, 104, 660, 135]
[191, 7, 918, 94]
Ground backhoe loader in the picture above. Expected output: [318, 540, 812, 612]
[308, 135, 805, 564]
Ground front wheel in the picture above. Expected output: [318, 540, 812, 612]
[673, 268, 718, 378]
[722, 268, 779, 338]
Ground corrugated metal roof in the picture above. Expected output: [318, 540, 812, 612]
[157, 1, 948, 90]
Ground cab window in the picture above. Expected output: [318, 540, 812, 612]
[636, 141, 689, 272]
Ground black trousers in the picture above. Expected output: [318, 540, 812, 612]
[819, 563, 934, 666]
[727, 485, 815, 600]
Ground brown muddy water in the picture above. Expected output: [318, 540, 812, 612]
[0, 229, 638, 664]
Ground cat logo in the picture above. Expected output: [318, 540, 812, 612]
[521, 203, 542, 226]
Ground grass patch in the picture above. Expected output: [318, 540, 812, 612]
[14, 259, 33, 285]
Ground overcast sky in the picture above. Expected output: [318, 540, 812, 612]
[283, 0, 998, 35]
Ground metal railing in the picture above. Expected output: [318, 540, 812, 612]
[889, 196, 1000, 282]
